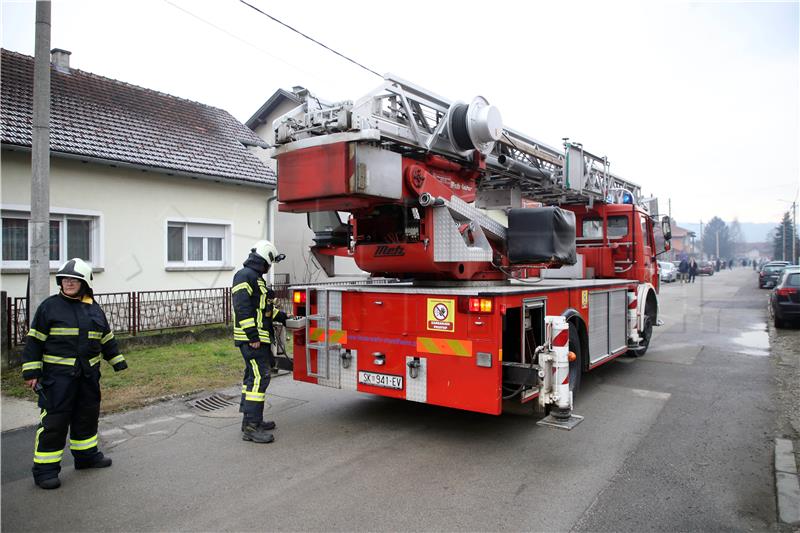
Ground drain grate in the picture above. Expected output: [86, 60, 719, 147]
[188, 393, 236, 412]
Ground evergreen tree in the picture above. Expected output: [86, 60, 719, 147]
[702, 217, 732, 259]
[772, 211, 800, 262]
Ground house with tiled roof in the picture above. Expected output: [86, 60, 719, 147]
[246, 87, 365, 283]
[0, 48, 275, 297]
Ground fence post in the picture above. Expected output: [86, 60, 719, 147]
[1, 291, 8, 370]
[132, 292, 138, 336]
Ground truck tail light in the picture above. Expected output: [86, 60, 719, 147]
[458, 297, 493, 313]
[776, 288, 798, 297]
[292, 291, 306, 304]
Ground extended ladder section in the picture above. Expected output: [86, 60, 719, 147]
[272, 75, 644, 209]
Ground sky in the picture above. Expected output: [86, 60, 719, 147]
[2, 0, 798, 225]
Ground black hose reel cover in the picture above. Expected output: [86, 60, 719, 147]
[507, 207, 577, 264]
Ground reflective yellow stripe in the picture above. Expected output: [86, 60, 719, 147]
[27, 329, 47, 341]
[42, 354, 76, 366]
[244, 392, 266, 402]
[101, 332, 114, 344]
[239, 317, 256, 328]
[232, 282, 253, 295]
[34, 425, 64, 464]
[108, 354, 125, 366]
[22, 361, 43, 371]
[88, 331, 102, 340]
[50, 328, 79, 336]
[272, 307, 280, 319]
[251, 359, 261, 395]
[40, 409, 47, 420]
[234, 334, 251, 341]
[70, 434, 98, 450]
[89, 355, 102, 366]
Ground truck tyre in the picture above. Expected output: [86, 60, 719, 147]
[568, 324, 582, 392]
[631, 315, 653, 357]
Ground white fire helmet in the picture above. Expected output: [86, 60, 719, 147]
[251, 240, 285, 266]
[56, 258, 93, 290]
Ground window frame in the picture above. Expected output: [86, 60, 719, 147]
[0, 205, 104, 270]
[164, 218, 233, 270]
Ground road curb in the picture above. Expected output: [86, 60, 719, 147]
[775, 438, 800, 525]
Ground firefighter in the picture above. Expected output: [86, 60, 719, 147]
[22, 258, 128, 490]
[232, 240, 288, 443]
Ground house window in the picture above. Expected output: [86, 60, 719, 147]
[166, 221, 230, 267]
[1, 211, 100, 268]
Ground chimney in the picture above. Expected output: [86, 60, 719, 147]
[50, 48, 71, 73]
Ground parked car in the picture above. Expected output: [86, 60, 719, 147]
[659, 261, 677, 283]
[697, 261, 715, 276]
[759, 261, 790, 288]
[770, 266, 800, 327]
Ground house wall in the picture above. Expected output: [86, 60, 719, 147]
[1, 149, 272, 297]
[252, 108, 366, 284]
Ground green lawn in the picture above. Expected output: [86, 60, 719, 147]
[2, 338, 245, 413]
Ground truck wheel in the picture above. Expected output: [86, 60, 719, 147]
[631, 315, 653, 357]
[568, 324, 582, 392]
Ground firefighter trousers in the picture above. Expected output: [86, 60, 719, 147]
[239, 344, 273, 426]
[33, 371, 103, 482]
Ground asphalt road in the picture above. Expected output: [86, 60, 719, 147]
[1, 268, 787, 532]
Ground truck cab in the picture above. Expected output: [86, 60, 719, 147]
[567, 203, 660, 289]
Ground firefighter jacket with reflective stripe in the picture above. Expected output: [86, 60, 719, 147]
[22, 293, 128, 380]
[232, 255, 288, 346]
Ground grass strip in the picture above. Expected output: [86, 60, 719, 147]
[2, 338, 244, 413]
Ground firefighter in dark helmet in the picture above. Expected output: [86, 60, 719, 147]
[232, 240, 289, 443]
[22, 258, 128, 489]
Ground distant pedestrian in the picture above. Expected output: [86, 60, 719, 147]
[689, 258, 698, 283]
[22, 258, 128, 490]
[715, 258, 721, 272]
[678, 258, 689, 283]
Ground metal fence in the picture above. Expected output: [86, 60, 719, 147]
[8, 287, 232, 346]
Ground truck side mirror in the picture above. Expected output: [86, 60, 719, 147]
[661, 216, 672, 241]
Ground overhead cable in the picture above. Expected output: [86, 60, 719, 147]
[238, 0, 383, 79]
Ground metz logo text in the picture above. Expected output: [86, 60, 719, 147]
[374, 245, 405, 257]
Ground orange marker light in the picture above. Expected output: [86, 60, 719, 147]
[568, 351, 577, 362]
[292, 291, 306, 304]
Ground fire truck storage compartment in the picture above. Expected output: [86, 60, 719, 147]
[507, 207, 577, 264]
[277, 143, 402, 203]
[588, 289, 627, 364]
[502, 299, 545, 387]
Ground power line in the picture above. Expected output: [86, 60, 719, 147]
[238, 0, 383, 79]
[162, 0, 322, 83]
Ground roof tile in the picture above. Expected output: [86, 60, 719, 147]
[1, 49, 275, 186]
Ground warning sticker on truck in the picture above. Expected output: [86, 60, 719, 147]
[427, 298, 455, 332]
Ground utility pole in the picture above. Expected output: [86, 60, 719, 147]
[30, 0, 52, 322]
[793, 200, 797, 264]
[783, 215, 787, 261]
[715, 230, 720, 259]
[700, 219, 704, 261]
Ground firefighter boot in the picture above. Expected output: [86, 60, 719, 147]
[35, 477, 61, 490]
[240, 420, 276, 432]
[75, 454, 112, 470]
[242, 424, 275, 443]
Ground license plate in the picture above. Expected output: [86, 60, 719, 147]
[358, 371, 403, 390]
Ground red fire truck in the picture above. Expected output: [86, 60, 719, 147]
[272, 76, 671, 429]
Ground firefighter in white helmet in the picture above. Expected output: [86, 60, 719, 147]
[22, 258, 128, 489]
[231, 240, 288, 443]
